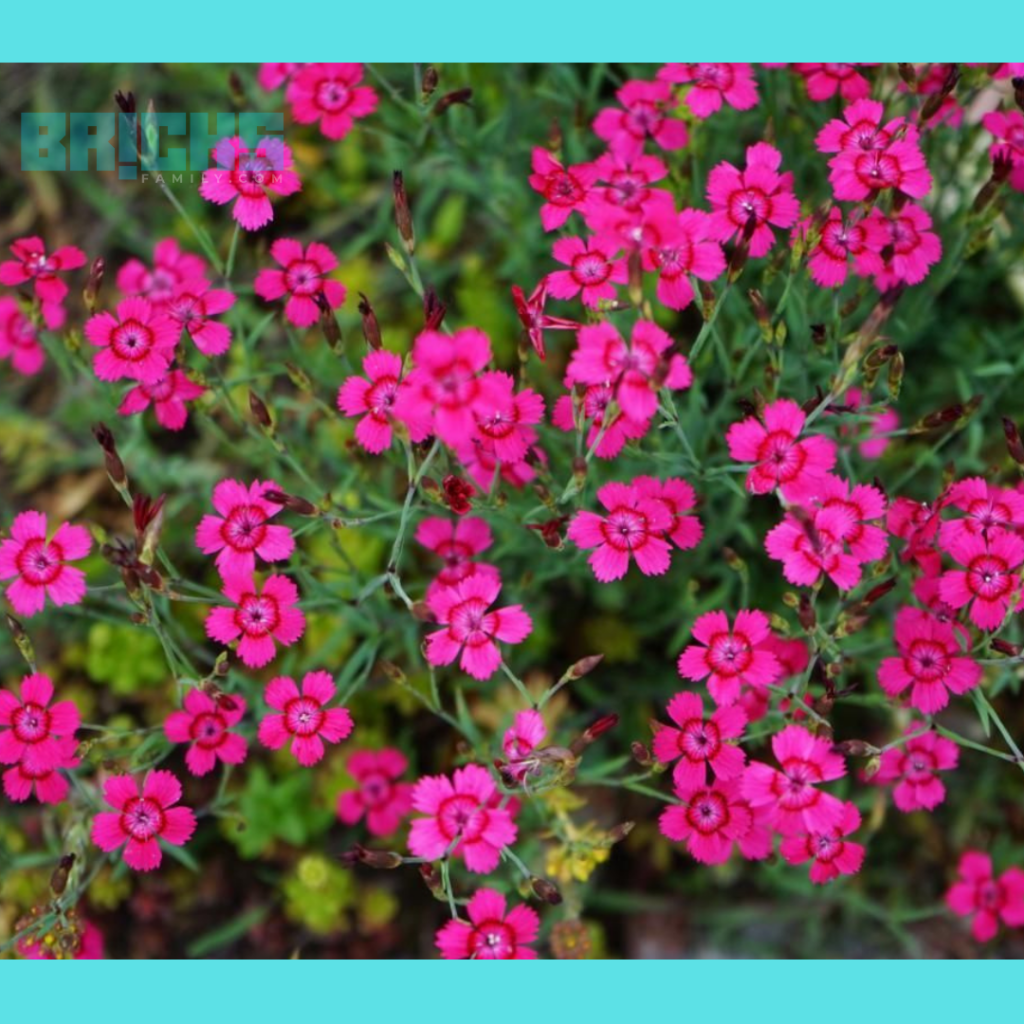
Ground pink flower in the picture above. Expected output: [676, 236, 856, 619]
[285, 63, 378, 141]
[118, 370, 207, 431]
[254, 238, 346, 328]
[0, 297, 45, 376]
[566, 320, 690, 423]
[794, 63, 876, 102]
[257, 671, 353, 766]
[658, 63, 759, 118]
[878, 607, 982, 713]
[470, 372, 546, 465]
[641, 206, 726, 310]
[552, 383, 651, 459]
[982, 110, 1024, 192]
[199, 136, 301, 231]
[939, 477, 1024, 548]
[337, 748, 414, 837]
[0, 236, 86, 328]
[425, 575, 532, 681]
[827, 119, 931, 201]
[939, 531, 1024, 630]
[0, 673, 79, 775]
[803, 207, 888, 288]
[659, 778, 754, 865]
[0, 510, 91, 617]
[652, 691, 746, 791]
[91, 770, 196, 872]
[860, 204, 941, 290]
[779, 801, 865, 884]
[839, 387, 899, 459]
[528, 147, 598, 231]
[392, 328, 492, 447]
[510, 278, 578, 360]
[593, 79, 688, 161]
[567, 480, 674, 582]
[409, 764, 517, 873]
[17, 917, 103, 960]
[257, 63, 303, 92]
[765, 504, 866, 593]
[588, 150, 670, 213]
[164, 689, 248, 777]
[166, 285, 235, 356]
[195, 479, 295, 578]
[707, 143, 800, 258]
[946, 851, 1024, 942]
[338, 350, 418, 453]
[873, 726, 958, 812]
[742, 725, 847, 835]
[726, 399, 836, 501]
[416, 515, 498, 600]
[503, 709, 546, 761]
[84, 297, 179, 384]
[436, 888, 539, 959]
[547, 236, 628, 309]
[816, 99, 908, 155]
[116, 238, 209, 306]
[3, 736, 79, 805]
[205, 573, 305, 668]
[633, 476, 703, 552]
[677, 610, 781, 706]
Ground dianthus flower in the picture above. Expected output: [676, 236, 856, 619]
[946, 851, 1024, 942]
[205, 573, 305, 668]
[873, 725, 958, 812]
[878, 607, 981, 713]
[938, 531, 1024, 630]
[742, 725, 847, 835]
[766, 503, 871, 592]
[633, 476, 702, 552]
[285, 63, 378, 140]
[91, 771, 195, 872]
[4, 736, 79, 805]
[416, 515, 498, 600]
[779, 801, 865, 884]
[0, 236, 86, 328]
[815, 99, 909, 156]
[0, 297, 45, 376]
[981, 109, 1024, 192]
[84, 297, 179, 384]
[116, 238, 209, 306]
[658, 63, 759, 118]
[338, 350, 424, 453]
[199, 136, 301, 231]
[827, 123, 931, 202]
[793, 63, 877, 102]
[641, 207, 726, 310]
[552, 382, 651, 459]
[424, 575, 532, 681]
[409, 764, 517, 873]
[860, 204, 941, 290]
[470, 372, 546, 465]
[503, 709, 546, 761]
[510, 278, 578, 360]
[118, 370, 206, 431]
[165, 284, 235, 356]
[888, 496, 944, 575]
[195, 479, 295, 578]
[257, 671, 353, 766]
[528, 147, 597, 231]
[337, 748, 413, 836]
[17, 915, 103, 960]
[652, 691, 746, 790]
[839, 386, 899, 459]
[593, 79, 688, 160]
[547, 235, 628, 309]
[803, 207, 888, 288]
[677, 609, 781, 706]
[567, 480, 674, 582]
[707, 143, 800, 258]
[0, 673, 79, 778]
[392, 328, 492, 447]
[587, 150, 670, 214]
[436, 888, 539, 959]
[566, 320, 690, 423]
[938, 477, 1024, 548]
[659, 777, 754, 865]
[0, 511, 91, 617]
[725, 398, 836, 501]
[254, 238, 346, 328]
[257, 62, 303, 91]
[164, 689, 248, 777]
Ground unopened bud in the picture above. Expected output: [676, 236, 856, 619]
[570, 713, 618, 756]
[133, 493, 166, 566]
[249, 389, 272, 431]
[83, 257, 104, 314]
[631, 741, 653, 767]
[571, 455, 587, 490]
[50, 854, 75, 896]
[379, 660, 406, 685]
[349, 843, 404, 870]
[837, 739, 880, 758]
[797, 594, 816, 632]
[92, 422, 128, 490]
[419, 862, 445, 897]
[358, 293, 382, 351]
[887, 350, 904, 398]
[991, 638, 1023, 658]
[228, 70, 246, 107]
[263, 488, 319, 516]
[606, 821, 634, 844]
[898, 63, 917, 88]
[423, 286, 446, 331]
[393, 171, 415, 254]
[530, 877, 563, 905]
[313, 295, 342, 352]
[748, 289, 772, 340]
[920, 64, 959, 122]
[569, 654, 604, 680]
[410, 600, 434, 623]
[6, 614, 36, 668]
[432, 88, 473, 117]
[421, 65, 439, 102]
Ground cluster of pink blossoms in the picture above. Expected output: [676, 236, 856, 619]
[258, 63, 378, 142]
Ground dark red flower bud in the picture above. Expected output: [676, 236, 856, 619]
[358, 293, 382, 351]
[91, 422, 128, 490]
[83, 257, 104, 314]
[393, 170, 415, 254]
[421, 66, 439, 102]
[314, 292, 342, 352]
[530, 877, 563, 905]
[432, 88, 473, 117]
[423, 286, 446, 331]
[50, 854, 75, 897]
[248, 389, 272, 430]
[442, 474, 475, 516]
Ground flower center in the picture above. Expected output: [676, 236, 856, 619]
[15, 538, 63, 585]
[284, 696, 325, 737]
[284, 259, 323, 296]
[110, 318, 155, 361]
[122, 797, 165, 841]
[191, 711, 228, 748]
[572, 252, 611, 285]
[470, 922, 516, 959]
[223, 505, 269, 551]
[437, 793, 486, 842]
[12, 702, 51, 743]
[236, 593, 281, 637]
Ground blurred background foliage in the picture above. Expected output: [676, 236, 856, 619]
[2, 62, 1024, 958]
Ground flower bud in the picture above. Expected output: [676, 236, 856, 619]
[419, 862, 445, 897]
[228, 70, 246, 107]
[423, 286, 446, 331]
[83, 257, 104, 314]
[50, 854, 75, 896]
[920, 64, 959, 122]
[887, 350, 904, 398]
[133, 493, 165, 566]
[432, 88, 473, 117]
[631, 741, 653, 767]
[797, 594, 816, 632]
[530, 876, 563, 905]
[569, 653, 604, 679]
[570, 713, 618, 755]
[91, 422, 128, 490]
[349, 843, 404, 870]
[248, 389, 273, 431]
[263, 488, 319, 516]
[748, 289, 772, 340]
[837, 739, 880, 758]
[898, 63, 917, 87]
[991, 638, 1023, 658]
[421, 65, 439, 102]
[357, 293, 382, 351]
[606, 821, 634, 844]
[393, 171, 415, 254]
[6, 613, 36, 668]
[442, 474, 475, 516]
[313, 294, 342, 353]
